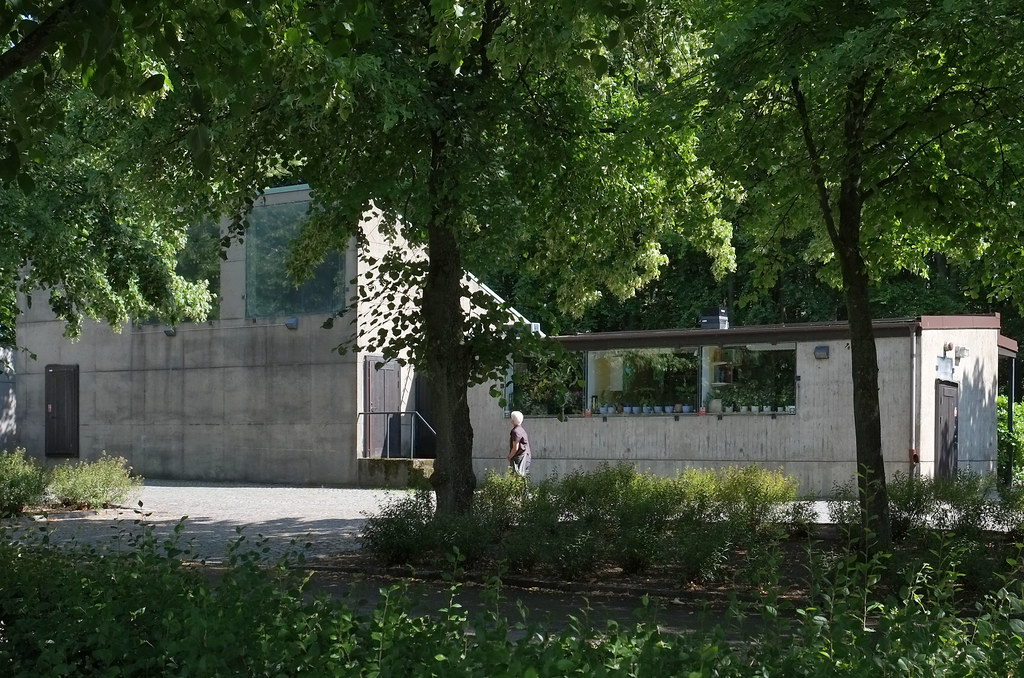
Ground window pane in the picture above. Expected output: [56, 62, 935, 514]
[705, 344, 796, 412]
[511, 352, 585, 417]
[588, 348, 700, 412]
[176, 220, 221, 319]
[245, 199, 345, 318]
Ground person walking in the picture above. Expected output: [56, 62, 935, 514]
[508, 410, 531, 478]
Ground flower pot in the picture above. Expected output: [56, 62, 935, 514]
[682, 405, 693, 413]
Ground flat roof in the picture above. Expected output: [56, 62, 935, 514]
[556, 314, 1017, 357]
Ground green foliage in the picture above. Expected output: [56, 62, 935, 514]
[997, 395, 1024, 483]
[4, 515, 1024, 676]
[46, 454, 142, 510]
[361, 463, 802, 585]
[0, 448, 47, 517]
[359, 490, 436, 567]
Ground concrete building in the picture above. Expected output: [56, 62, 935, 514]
[4, 183, 1017, 496]
[471, 316, 1018, 496]
[5, 185, 436, 486]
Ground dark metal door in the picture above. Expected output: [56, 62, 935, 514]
[364, 357, 401, 458]
[935, 381, 959, 480]
[45, 364, 79, 457]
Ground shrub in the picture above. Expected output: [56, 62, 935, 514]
[47, 453, 142, 510]
[671, 517, 733, 583]
[431, 511, 496, 567]
[930, 470, 996, 539]
[611, 473, 681, 574]
[994, 481, 1024, 540]
[716, 465, 797, 541]
[497, 479, 561, 571]
[887, 471, 933, 542]
[0, 448, 48, 517]
[360, 490, 436, 566]
[997, 395, 1024, 481]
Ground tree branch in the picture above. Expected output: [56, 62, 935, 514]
[0, 0, 105, 83]
[790, 77, 839, 244]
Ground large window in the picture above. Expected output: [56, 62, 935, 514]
[586, 344, 797, 414]
[510, 352, 585, 417]
[245, 198, 346, 318]
[703, 344, 796, 413]
[175, 220, 222, 319]
[588, 348, 701, 413]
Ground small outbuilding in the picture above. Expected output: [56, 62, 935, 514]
[471, 315, 1018, 496]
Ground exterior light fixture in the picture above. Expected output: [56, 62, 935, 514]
[813, 345, 829, 360]
[163, 327, 176, 337]
[285, 317, 299, 330]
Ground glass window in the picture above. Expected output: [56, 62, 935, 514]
[175, 220, 222, 319]
[588, 348, 701, 413]
[510, 352, 585, 417]
[703, 344, 796, 413]
[245, 199, 346, 318]
[584, 343, 797, 414]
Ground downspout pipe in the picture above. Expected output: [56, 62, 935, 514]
[910, 326, 920, 473]
[1009, 357, 1017, 486]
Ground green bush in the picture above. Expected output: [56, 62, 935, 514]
[930, 470, 996, 539]
[887, 471, 933, 542]
[611, 473, 681, 574]
[0, 448, 48, 517]
[3, 526, 1023, 677]
[359, 490, 436, 566]
[716, 465, 798, 540]
[997, 395, 1024, 481]
[361, 464, 802, 582]
[47, 453, 142, 510]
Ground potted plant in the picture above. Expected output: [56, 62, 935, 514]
[638, 387, 655, 414]
[721, 390, 736, 413]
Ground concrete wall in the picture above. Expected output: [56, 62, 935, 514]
[917, 327, 999, 476]
[11, 184, 373, 485]
[472, 334, 945, 497]
[0, 348, 14, 451]
[14, 314, 361, 484]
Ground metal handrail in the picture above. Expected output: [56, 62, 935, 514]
[358, 410, 436, 459]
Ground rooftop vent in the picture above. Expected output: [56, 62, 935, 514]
[698, 306, 729, 330]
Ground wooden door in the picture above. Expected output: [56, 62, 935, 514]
[935, 381, 959, 480]
[364, 357, 401, 458]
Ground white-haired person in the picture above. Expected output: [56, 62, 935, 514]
[507, 410, 531, 478]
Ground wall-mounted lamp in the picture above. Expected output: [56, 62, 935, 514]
[163, 327, 176, 337]
[285, 317, 299, 330]
[813, 345, 830, 360]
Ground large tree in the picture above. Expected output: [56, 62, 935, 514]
[130, 0, 732, 514]
[670, 0, 1024, 548]
[0, 1, 277, 349]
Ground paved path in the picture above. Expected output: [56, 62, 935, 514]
[3, 481, 401, 564]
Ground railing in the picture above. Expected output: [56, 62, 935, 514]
[358, 411, 436, 459]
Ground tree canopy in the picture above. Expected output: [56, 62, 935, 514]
[662, 0, 1024, 548]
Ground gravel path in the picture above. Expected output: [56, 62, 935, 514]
[2, 481, 402, 564]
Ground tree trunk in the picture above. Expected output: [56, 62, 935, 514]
[835, 223, 892, 551]
[836, 72, 892, 551]
[423, 127, 476, 515]
[792, 73, 891, 551]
